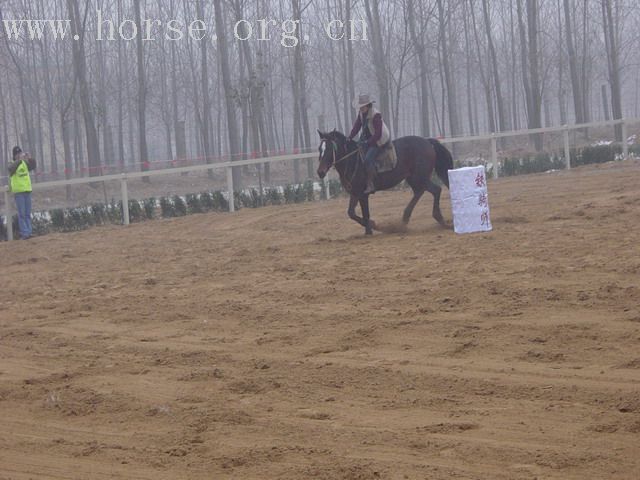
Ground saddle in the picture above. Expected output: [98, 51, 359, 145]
[374, 142, 397, 173]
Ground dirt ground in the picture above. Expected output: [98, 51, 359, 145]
[1, 160, 639, 480]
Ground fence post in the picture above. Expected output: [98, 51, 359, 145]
[621, 119, 628, 159]
[564, 125, 571, 170]
[490, 134, 498, 179]
[226, 166, 235, 213]
[120, 174, 130, 226]
[4, 190, 13, 241]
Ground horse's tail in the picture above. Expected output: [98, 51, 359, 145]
[429, 138, 453, 189]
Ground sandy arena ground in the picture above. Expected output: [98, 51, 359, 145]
[1, 160, 639, 479]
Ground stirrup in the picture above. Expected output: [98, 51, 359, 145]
[364, 181, 376, 195]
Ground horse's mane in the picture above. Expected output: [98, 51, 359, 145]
[320, 129, 356, 148]
[329, 129, 355, 146]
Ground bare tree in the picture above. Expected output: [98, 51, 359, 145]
[363, 0, 391, 122]
[482, 0, 508, 132]
[601, 0, 623, 140]
[436, 0, 460, 137]
[563, 0, 584, 123]
[66, 0, 101, 175]
[406, 0, 433, 137]
[214, 0, 242, 188]
[133, 0, 150, 179]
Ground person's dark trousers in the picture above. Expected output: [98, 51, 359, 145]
[15, 192, 32, 239]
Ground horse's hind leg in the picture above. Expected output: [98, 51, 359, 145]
[425, 179, 446, 226]
[403, 179, 425, 224]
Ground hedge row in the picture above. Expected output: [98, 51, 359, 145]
[0, 179, 344, 240]
[500, 144, 640, 177]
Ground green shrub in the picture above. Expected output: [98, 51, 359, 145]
[108, 202, 123, 224]
[501, 153, 564, 176]
[186, 194, 203, 214]
[266, 187, 283, 205]
[294, 184, 306, 203]
[212, 191, 228, 211]
[248, 188, 261, 208]
[173, 195, 187, 216]
[142, 198, 156, 219]
[578, 145, 617, 166]
[283, 184, 296, 203]
[50, 209, 65, 230]
[32, 215, 50, 236]
[160, 196, 175, 218]
[304, 180, 315, 202]
[91, 203, 107, 225]
[200, 192, 215, 211]
[328, 179, 343, 197]
[234, 191, 252, 209]
[128, 200, 144, 222]
[66, 208, 85, 231]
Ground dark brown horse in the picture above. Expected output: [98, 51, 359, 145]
[317, 130, 453, 235]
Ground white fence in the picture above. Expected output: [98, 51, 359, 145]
[2, 117, 637, 241]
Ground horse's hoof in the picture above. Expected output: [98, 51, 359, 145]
[369, 220, 378, 230]
[365, 229, 373, 236]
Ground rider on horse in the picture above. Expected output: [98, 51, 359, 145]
[347, 94, 391, 194]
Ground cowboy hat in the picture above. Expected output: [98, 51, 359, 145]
[353, 94, 375, 110]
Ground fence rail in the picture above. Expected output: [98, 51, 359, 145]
[2, 118, 638, 241]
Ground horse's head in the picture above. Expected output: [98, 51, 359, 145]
[316, 129, 351, 179]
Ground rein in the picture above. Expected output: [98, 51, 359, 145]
[326, 140, 361, 193]
[334, 146, 359, 165]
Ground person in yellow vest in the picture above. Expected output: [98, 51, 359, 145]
[8, 146, 36, 240]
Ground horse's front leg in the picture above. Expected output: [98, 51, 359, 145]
[347, 194, 367, 229]
[359, 196, 374, 235]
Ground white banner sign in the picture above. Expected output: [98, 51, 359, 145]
[448, 166, 492, 234]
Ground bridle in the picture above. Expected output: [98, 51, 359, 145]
[322, 139, 361, 167]
[321, 138, 362, 192]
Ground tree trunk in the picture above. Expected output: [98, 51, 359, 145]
[134, 0, 149, 180]
[66, 0, 101, 176]
[407, 0, 431, 137]
[580, 1, 591, 123]
[469, 0, 495, 134]
[0, 74, 8, 177]
[291, 0, 313, 178]
[482, 0, 508, 132]
[213, 0, 242, 189]
[509, 1, 520, 130]
[363, 0, 391, 123]
[601, 84, 610, 121]
[436, 0, 460, 137]
[563, 0, 584, 124]
[463, 3, 476, 135]
[196, 0, 213, 175]
[117, 0, 125, 170]
[341, 0, 356, 135]
[97, 34, 108, 168]
[37, 8, 58, 176]
[601, 0, 622, 140]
